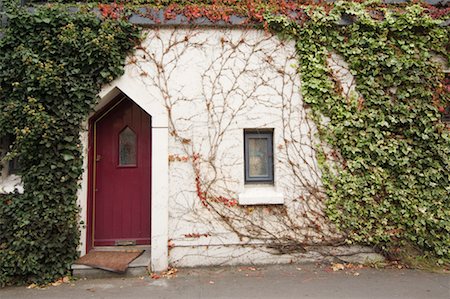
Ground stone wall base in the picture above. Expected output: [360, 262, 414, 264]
[169, 244, 385, 267]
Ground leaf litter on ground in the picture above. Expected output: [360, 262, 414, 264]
[327, 263, 365, 276]
[150, 267, 178, 280]
[27, 276, 71, 289]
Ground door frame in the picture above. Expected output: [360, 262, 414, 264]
[83, 82, 169, 272]
[87, 94, 152, 250]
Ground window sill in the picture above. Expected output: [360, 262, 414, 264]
[238, 185, 284, 205]
[0, 175, 24, 194]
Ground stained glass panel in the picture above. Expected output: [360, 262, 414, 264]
[119, 127, 136, 166]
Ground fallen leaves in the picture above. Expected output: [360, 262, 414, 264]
[388, 260, 406, 269]
[51, 276, 70, 287]
[151, 273, 161, 280]
[27, 283, 38, 289]
[237, 266, 258, 272]
[27, 276, 71, 289]
[331, 263, 345, 272]
[150, 267, 178, 280]
[332, 263, 364, 271]
[237, 266, 263, 278]
[327, 263, 365, 276]
[164, 267, 178, 278]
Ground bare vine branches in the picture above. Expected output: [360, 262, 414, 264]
[129, 27, 344, 262]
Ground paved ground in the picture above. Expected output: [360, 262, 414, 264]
[1, 263, 449, 299]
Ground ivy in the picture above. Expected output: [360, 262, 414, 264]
[267, 1, 449, 263]
[0, 3, 139, 286]
[0, 0, 449, 286]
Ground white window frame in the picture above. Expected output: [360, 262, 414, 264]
[0, 135, 23, 194]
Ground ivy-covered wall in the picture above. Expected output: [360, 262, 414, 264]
[266, 1, 449, 263]
[0, 3, 139, 286]
[0, 0, 448, 286]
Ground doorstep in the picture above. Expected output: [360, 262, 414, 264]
[71, 246, 151, 278]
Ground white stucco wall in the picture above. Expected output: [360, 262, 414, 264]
[136, 27, 338, 266]
[78, 27, 350, 270]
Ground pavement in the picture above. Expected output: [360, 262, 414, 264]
[1, 263, 449, 299]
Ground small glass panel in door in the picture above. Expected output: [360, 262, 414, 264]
[119, 126, 137, 166]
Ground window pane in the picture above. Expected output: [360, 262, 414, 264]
[119, 127, 136, 166]
[1, 135, 20, 175]
[248, 138, 269, 177]
[9, 158, 20, 175]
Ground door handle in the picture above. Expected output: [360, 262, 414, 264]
[96, 155, 102, 162]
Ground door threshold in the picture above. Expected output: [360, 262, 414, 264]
[92, 245, 150, 252]
[74, 246, 151, 273]
[72, 250, 151, 278]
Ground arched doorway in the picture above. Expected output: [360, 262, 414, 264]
[88, 94, 151, 249]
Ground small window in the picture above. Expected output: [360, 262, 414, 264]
[119, 127, 137, 166]
[244, 129, 274, 183]
[8, 157, 20, 175]
[1, 135, 20, 176]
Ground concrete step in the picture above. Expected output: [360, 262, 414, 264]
[72, 247, 151, 279]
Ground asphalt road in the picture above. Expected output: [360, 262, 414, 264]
[1, 263, 449, 299]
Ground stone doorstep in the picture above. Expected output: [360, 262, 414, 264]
[71, 245, 385, 279]
[71, 247, 151, 279]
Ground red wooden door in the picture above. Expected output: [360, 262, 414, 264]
[93, 98, 151, 246]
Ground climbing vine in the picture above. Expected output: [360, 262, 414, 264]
[0, 0, 449, 286]
[267, 1, 449, 263]
[0, 2, 139, 286]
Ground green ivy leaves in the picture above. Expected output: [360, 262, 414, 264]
[0, 5, 139, 286]
[268, 2, 449, 263]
